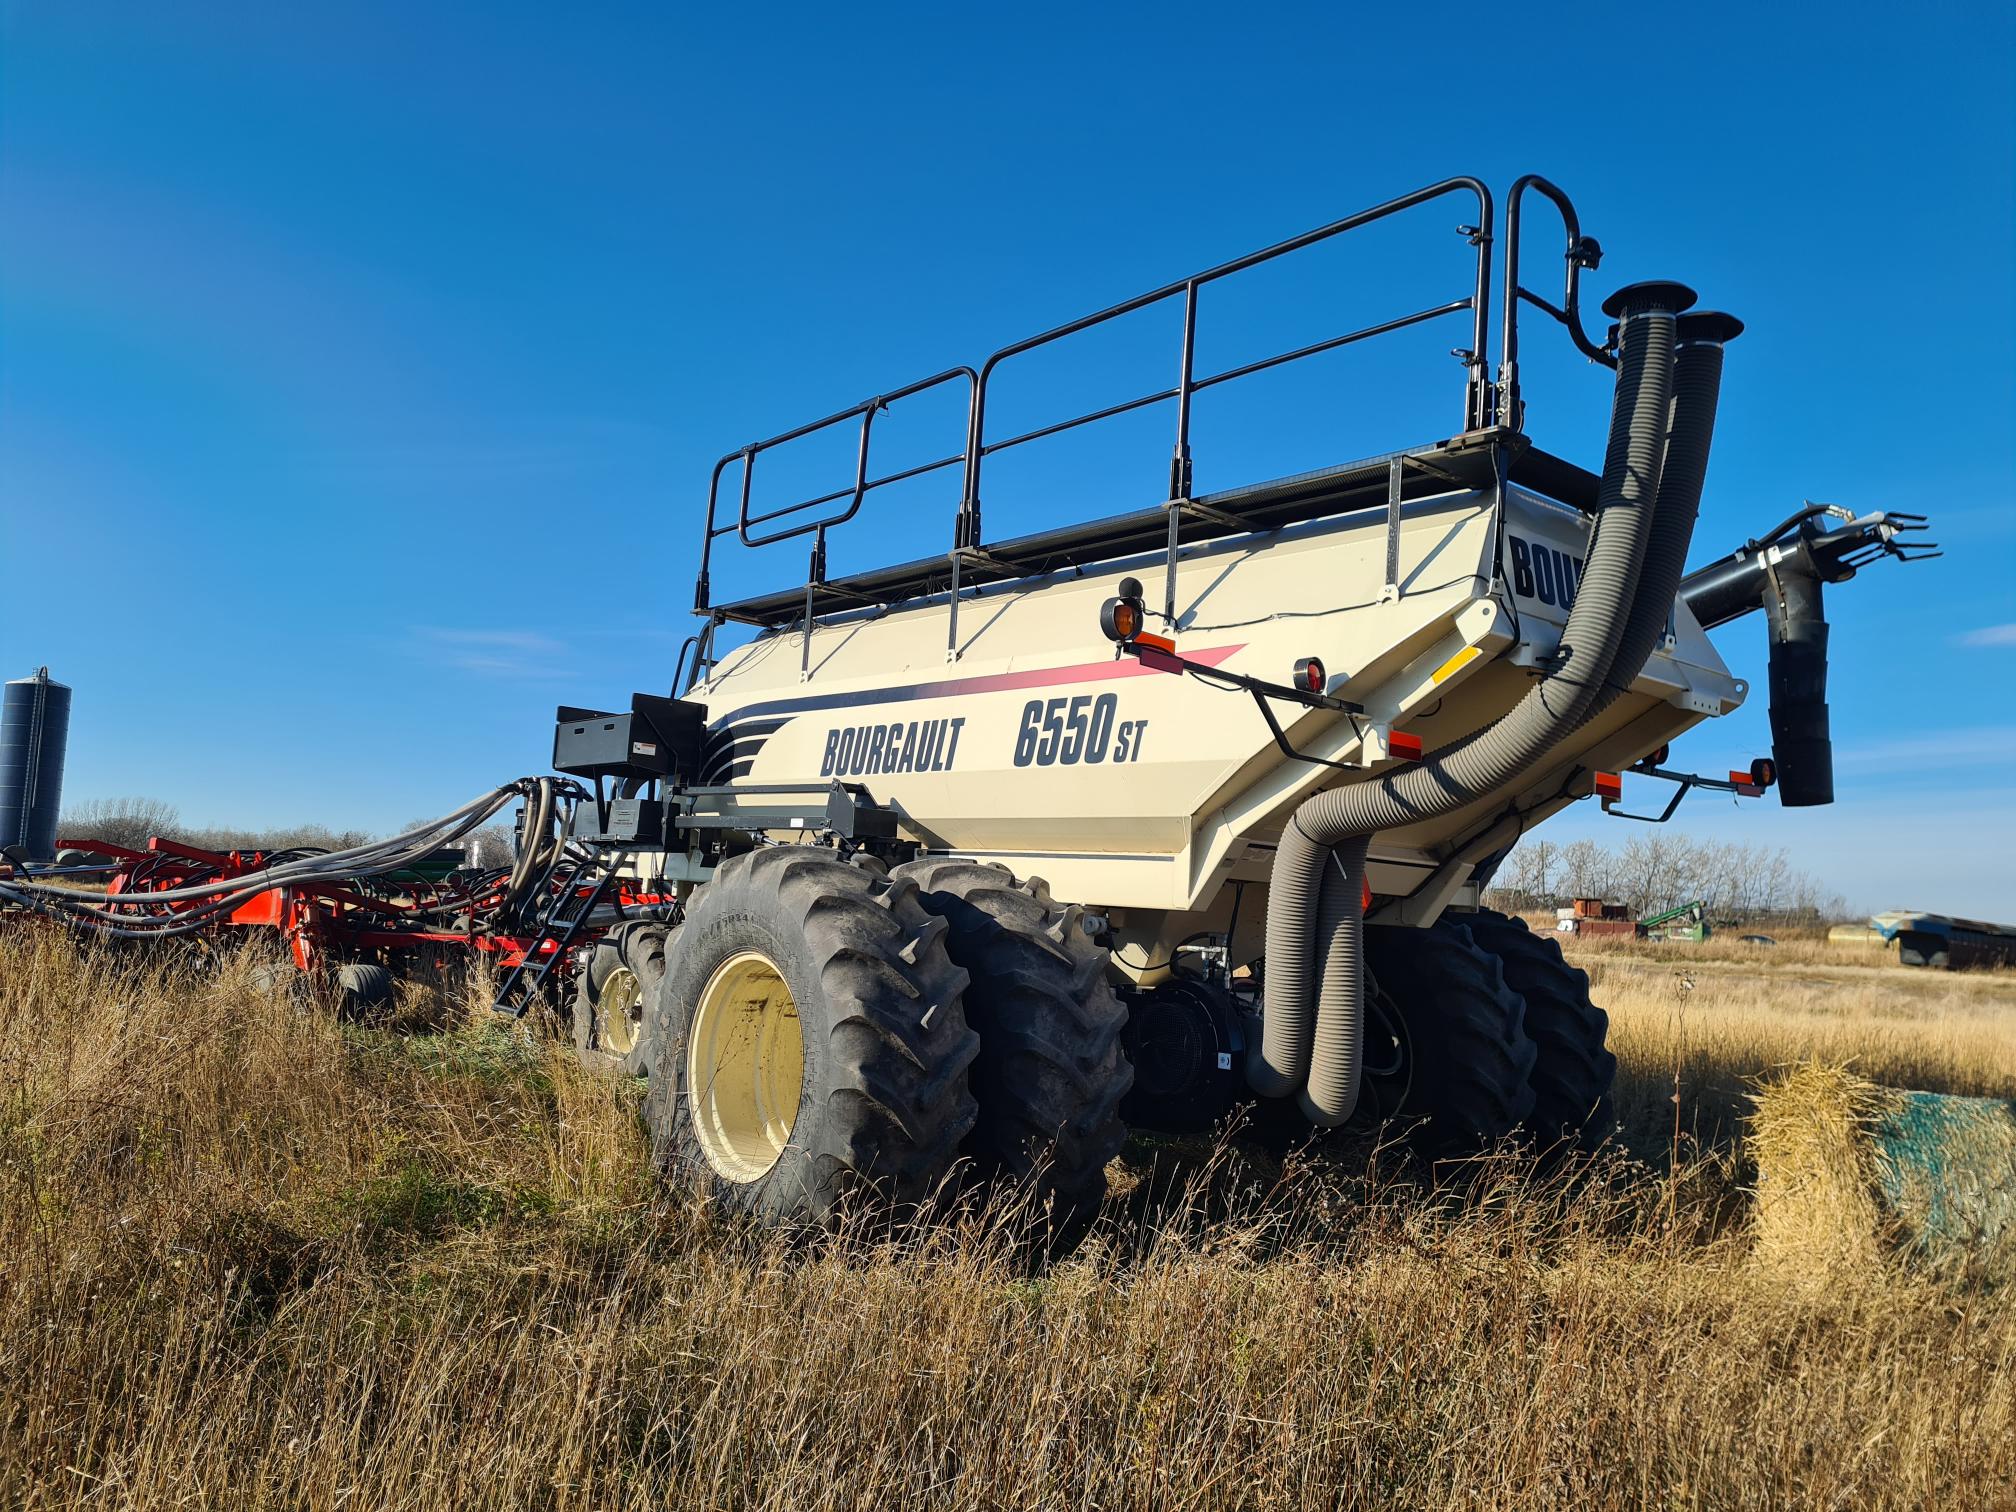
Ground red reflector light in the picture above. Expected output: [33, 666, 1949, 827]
[1730, 771, 1763, 796]
[1137, 645, 1183, 675]
[1134, 632, 1175, 654]
[1361, 877, 1373, 912]
[1294, 655, 1326, 693]
[1595, 771, 1623, 802]
[1388, 730, 1423, 761]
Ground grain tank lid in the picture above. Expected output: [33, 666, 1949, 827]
[7, 666, 70, 690]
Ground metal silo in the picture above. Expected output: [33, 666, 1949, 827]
[1, 667, 72, 860]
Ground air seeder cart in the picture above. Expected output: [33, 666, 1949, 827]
[542, 173, 1930, 1231]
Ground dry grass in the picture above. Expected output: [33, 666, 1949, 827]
[1572, 932, 2016, 1159]
[2, 931, 2013, 1510]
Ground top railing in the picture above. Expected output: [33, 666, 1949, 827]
[693, 172, 1614, 619]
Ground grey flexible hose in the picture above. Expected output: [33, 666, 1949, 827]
[0, 782, 537, 935]
[1577, 311, 1742, 731]
[6, 785, 521, 909]
[1297, 833, 1370, 1124]
[1251, 281, 1698, 1123]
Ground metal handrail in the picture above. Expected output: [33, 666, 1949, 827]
[695, 366, 976, 609]
[691, 174, 1620, 628]
[955, 175, 1493, 550]
[1497, 174, 1614, 431]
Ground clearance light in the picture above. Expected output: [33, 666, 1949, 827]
[1293, 656, 1327, 694]
[1100, 596, 1143, 642]
[1361, 876, 1373, 912]
[1595, 771, 1623, 804]
[1749, 757, 1778, 789]
[1100, 575, 1149, 643]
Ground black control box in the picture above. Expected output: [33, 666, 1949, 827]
[553, 694, 705, 783]
[569, 797, 668, 845]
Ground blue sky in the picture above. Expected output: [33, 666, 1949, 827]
[2, 1, 2012, 914]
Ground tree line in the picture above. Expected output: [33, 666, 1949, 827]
[58, 796, 516, 867]
[1483, 835, 1851, 924]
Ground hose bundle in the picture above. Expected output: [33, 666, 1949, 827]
[0, 779, 558, 939]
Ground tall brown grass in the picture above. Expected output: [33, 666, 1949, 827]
[2, 930, 2011, 1509]
[1578, 935, 2016, 1159]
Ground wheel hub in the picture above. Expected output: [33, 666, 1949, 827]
[596, 965, 645, 1057]
[686, 949, 804, 1183]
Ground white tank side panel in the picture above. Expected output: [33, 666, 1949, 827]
[694, 483, 1747, 914]
[699, 491, 1501, 909]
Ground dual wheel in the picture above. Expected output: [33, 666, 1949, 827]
[614, 848, 1130, 1231]
[1359, 908, 1616, 1158]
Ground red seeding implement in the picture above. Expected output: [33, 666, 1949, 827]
[0, 776, 670, 1019]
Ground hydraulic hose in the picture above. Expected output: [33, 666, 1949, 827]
[1250, 281, 1699, 1124]
[0, 781, 537, 935]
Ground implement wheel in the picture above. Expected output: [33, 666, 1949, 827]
[573, 922, 667, 1075]
[1464, 908, 1617, 1152]
[643, 847, 978, 1226]
[334, 962, 394, 1022]
[892, 858, 1131, 1238]
[1362, 919, 1537, 1160]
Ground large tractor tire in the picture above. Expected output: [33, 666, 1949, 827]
[1463, 908, 1617, 1152]
[643, 847, 979, 1226]
[573, 921, 668, 1075]
[891, 858, 1131, 1236]
[1361, 920, 1537, 1160]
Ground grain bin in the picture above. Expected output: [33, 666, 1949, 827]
[0, 667, 72, 860]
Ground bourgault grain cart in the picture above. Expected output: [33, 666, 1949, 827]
[554, 175, 1930, 1230]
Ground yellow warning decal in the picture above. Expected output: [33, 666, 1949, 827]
[1430, 645, 1482, 685]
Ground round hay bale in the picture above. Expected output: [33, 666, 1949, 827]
[1749, 1063, 2016, 1285]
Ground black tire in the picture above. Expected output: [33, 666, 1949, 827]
[643, 847, 978, 1226]
[573, 922, 668, 1075]
[891, 858, 1131, 1236]
[1464, 908, 1617, 1152]
[335, 962, 394, 1021]
[1361, 920, 1537, 1159]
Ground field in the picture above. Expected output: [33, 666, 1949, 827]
[2, 928, 2012, 1510]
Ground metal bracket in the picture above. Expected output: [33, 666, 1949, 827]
[1117, 640, 1367, 772]
[1164, 495, 1252, 531]
[1382, 457, 1404, 602]
[1602, 763, 1764, 824]
[675, 781, 900, 842]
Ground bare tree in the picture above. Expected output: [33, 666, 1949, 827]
[57, 796, 182, 851]
[1489, 833, 1852, 925]
[1556, 838, 1612, 902]
[464, 825, 517, 867]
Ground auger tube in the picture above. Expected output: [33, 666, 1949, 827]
[1254, 281, 1702, 1124]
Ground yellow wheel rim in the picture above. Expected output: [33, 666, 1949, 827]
[596, 965, 645, 1058]
[686, 949, 804, 1183]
